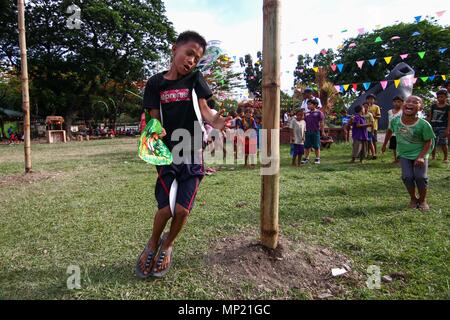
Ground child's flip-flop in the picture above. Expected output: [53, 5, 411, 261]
[152, 233, 172, 278]
[135, 237, 163, 279]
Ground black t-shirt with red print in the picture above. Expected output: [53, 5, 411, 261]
[143, 70, 212, 151]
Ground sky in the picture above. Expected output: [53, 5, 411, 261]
[164, 0, 450, 94]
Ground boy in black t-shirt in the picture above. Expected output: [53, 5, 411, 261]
[136, 31, 230, 278]
[427, 89, 450, 163]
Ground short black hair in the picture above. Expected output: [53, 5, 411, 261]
[366, 94, 376, 100]
[393, 95, 404, 102]
[307, 99, 319, 106]
[176, 31, 207, 53]
[354, 105, 363, 113]
[436, 88, 448, 96]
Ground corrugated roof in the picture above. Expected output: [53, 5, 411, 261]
[0, 107, 23, 118]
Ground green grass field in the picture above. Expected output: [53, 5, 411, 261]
[0, 138, 449, 300]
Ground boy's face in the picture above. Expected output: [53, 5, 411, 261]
[403, 96, 421, 116]
[367, 97, 375, 105]
[245, 110, 253, 117]
[296, 112, 304, 120]
[363, 104, 369, 113]
[393, 99, 403, 109]
[172, 41, 204, 76]
[437, 93, 447, 104]
[307, 102, 316, 111]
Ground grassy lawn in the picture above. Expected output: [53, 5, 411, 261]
[0, 138, 449, 300]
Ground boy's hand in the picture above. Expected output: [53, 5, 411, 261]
[160, 128, 167, 138]
[414, 157, 425, 167]
[213, 116, 233, 131]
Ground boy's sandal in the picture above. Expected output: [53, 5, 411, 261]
[152, 239, 173, 278]
[135, 247, 156, 279]
[418, 203, 430, 212]
[135, 236, 164, 279]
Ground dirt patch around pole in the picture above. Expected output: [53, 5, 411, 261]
[204, 232, 364, 299]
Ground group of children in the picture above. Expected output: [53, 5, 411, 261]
[135, 29, 448, 280]
[288, 99, 326, 166]
[349, 89, 449, 212]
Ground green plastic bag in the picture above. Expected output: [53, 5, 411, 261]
[138, 119, 173, 166]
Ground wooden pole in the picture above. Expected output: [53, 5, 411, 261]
[18, 0, 32, 173]
[261, 0, 280, 249]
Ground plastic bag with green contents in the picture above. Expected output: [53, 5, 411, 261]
[138, 119, 173, 166]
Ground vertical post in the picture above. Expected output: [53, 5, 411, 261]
[261, 0, 280, 249]
[18, 0, 32, 173]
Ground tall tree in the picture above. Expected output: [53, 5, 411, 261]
[0, 0, 176, 134]
[241, 52, 263, 98]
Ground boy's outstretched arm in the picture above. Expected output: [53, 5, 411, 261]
[199, 98, 231, 130]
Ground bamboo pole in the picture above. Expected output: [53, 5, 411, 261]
[18, 0, 32, 173]
[261, 0, 280, 249]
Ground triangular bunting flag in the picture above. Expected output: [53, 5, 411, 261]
[414, 16, 422, 23]
[375, 24, 382, 30]
[375, 36, 383, 43]
[352, 83, 358, 92]
[340, 85, 345, 92]
[439, 48, 448, 54]
[331, 64, 337, 72]
[302, 38, 308, 42]
[420, 76, 428, 83]
[412, 32, 421, 36]
[343, 84, 350, 91]
[358, 28, 365, 35]
[337, 64, 344, 72]
[313, 37, 319, 44]
[429, 75, 435, 81]
[363, 82, 371, 90]
[313, 67, 319, 73]
[356, 61, 365, 69]
[402, 78, 411, 86]
[436, 10, 446, 18]
[337, 44, 344, 49]
[418, 52, 426, 59]
[320, 49, 327, 55]
[334, 85, 342, 93]
[400, 54, 409, 60]
[413, 78, 418, 84]
[442, 75, 447, 81]
[384, 56, 392, 64]
[380, 81, 388, 90]
[394, 79, 401, 88]
[341, 29, 348, 33]
[369, 59, 377, 66]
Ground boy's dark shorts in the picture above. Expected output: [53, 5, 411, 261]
[155, 163, 203, 212]
[304, 131, 321, 150]
[433, 128, 448, 146]
[389, 135, 397, 150]
[292, 144, 305, 157]
[372, 130, 378, 143]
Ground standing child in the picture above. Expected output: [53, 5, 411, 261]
[137, 31, 229, 278]
[382, 96, 435, 212]
[301, 99, 325, 164]
[388, 96, 404, 163]
[363, 102, 376, 159]
[427, 89, 450, 163]
[351, 105, 371, 163]
[289, 109, 306, 166]
[366, 94, 381, 158]
[242, 107, 257, 167]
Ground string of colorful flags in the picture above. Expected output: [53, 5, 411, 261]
[285, 10, 447, 47]
[333, 74, 449, 93]
[292, 48, 449, 74]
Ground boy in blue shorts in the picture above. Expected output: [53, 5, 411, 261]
[301, 99, 325, 164]
[136, 31, 229, 278]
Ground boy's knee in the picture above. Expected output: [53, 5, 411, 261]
[157, 206, 172, 218]
[415, 177, 429, 190]
[401, 176, 415, 188]
[175, 205, 190, 219]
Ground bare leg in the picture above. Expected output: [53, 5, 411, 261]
[154, 204, 190, 272]
[315, 148, 320, 159]
[139, 206, 172, 275]
[442, 145, 448, 161]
